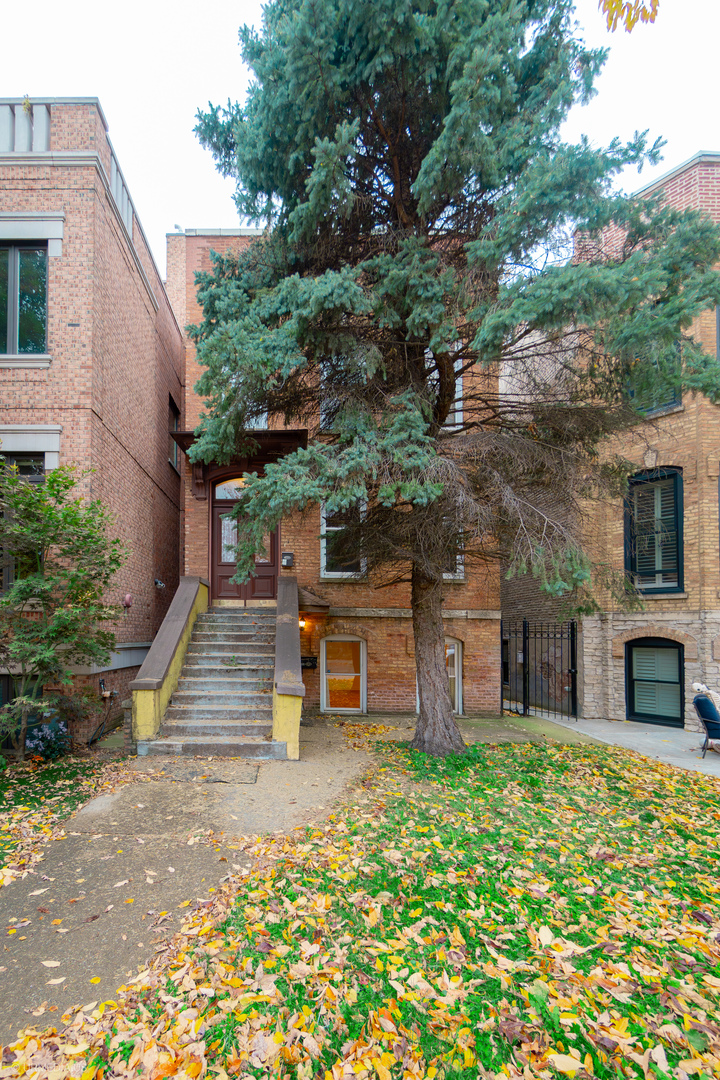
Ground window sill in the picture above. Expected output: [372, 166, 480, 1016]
[639, 591, 688, 600]
[0, 355, 51, 369]
[320, 574, 366, 582]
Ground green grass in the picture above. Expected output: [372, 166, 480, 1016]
[10, 740, 720, 1080]
[0, 757, 117, 866]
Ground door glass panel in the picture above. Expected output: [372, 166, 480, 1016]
[220, 515, 237, 563]
[17, 248, 47, 354]
[325, 640, 362, 710]
[255, 533, 272, 563]
[215, 478, 246, 500]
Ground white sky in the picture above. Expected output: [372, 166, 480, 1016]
[2, 0, 717, 278]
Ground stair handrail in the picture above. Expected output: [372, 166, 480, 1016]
[130, 576, 209, 743]
[273, 576, 304, 758]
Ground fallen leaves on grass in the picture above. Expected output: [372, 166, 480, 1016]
[2, 742, 720, 1080]
[0, 758, 132, 889]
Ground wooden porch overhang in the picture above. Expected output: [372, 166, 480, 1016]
[171, 429, 308, 500]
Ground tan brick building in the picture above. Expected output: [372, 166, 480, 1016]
[0, 98, 184, 735]
[503, 153, 720, 734]
[166, 230, 501, 717]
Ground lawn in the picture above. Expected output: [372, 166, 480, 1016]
[3, 736, 720, 1079]
[0, 757, 126, 886]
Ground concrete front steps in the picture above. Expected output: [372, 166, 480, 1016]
[137, 609, 287, 758]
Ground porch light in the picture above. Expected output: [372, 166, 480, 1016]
[299, 616, 306, 630]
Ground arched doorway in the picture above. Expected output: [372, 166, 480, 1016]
[210, 474, 279, 603]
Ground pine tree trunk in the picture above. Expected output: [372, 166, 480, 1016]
[17, 704, 29, 762]
[410, 565, 466, 756]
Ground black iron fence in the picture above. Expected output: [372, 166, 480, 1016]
[501, 619, 578, 720]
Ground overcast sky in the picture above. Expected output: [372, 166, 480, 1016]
[2, 0, 717, 277]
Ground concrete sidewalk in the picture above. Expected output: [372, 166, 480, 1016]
[533, 711, 720, 777]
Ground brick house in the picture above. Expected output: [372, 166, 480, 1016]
[0, 97, 184, 740]
[502, 153, 720, 734]
[165, 230, 501, 718]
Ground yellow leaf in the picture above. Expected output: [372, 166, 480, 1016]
[90, 977, 101, 984]
[548, 1053, 583, 1075]
[57, 1042, 89, 1056]
[186, 1064, 202, 1078]
[374, 1063, 391, 1080]
[81, 1066, 98, 1080]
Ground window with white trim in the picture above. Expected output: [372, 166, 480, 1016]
[416, 638, 464, 714]
[0, 244, 47, 355]
[321, 636, 366, 713]
[445, 638, 463, 714]
[320, 504, 365, 578]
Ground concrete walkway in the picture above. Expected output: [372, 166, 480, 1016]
[0, 722, 372, 1043]
[529, 711, 720, 777]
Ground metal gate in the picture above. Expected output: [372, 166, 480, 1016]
[501, 619, 578, 720]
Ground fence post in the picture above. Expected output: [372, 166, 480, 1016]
[522, 618, 530, 716]
[569, 620, 578, 720]
[500, 620, 504, 716]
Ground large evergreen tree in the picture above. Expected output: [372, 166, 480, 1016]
[190, 0, 720, 755]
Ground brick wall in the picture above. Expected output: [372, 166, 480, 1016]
[0, 99, 184, 702]
[523, 155, 720, 729]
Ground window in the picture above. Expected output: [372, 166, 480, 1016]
[0, 245, 47, 355]
[415, 638, 464, 714]
[626, 638, 684, 727]
[627, 347, 681, 417]
[1, 453, 45, 591]
[445, 638, 463, 713]
[245, 408, 268, 431]
[321, 637, 366, 712]
[320, 505, 364, 578]
[443, 548, 465, 581]
[625, 470, 683, 593]
[427, 349, 464, 429]
[168, 397, 180, 469]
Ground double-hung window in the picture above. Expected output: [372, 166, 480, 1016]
[320, 505, 364, 578]
[0, 245, 48, 355]
[625, 469, 683, 593]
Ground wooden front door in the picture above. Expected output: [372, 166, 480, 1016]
[211, 478, 279, 603]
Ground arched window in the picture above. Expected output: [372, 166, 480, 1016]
[626, 637, 684, 727]
[321, 637, 366, 713]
